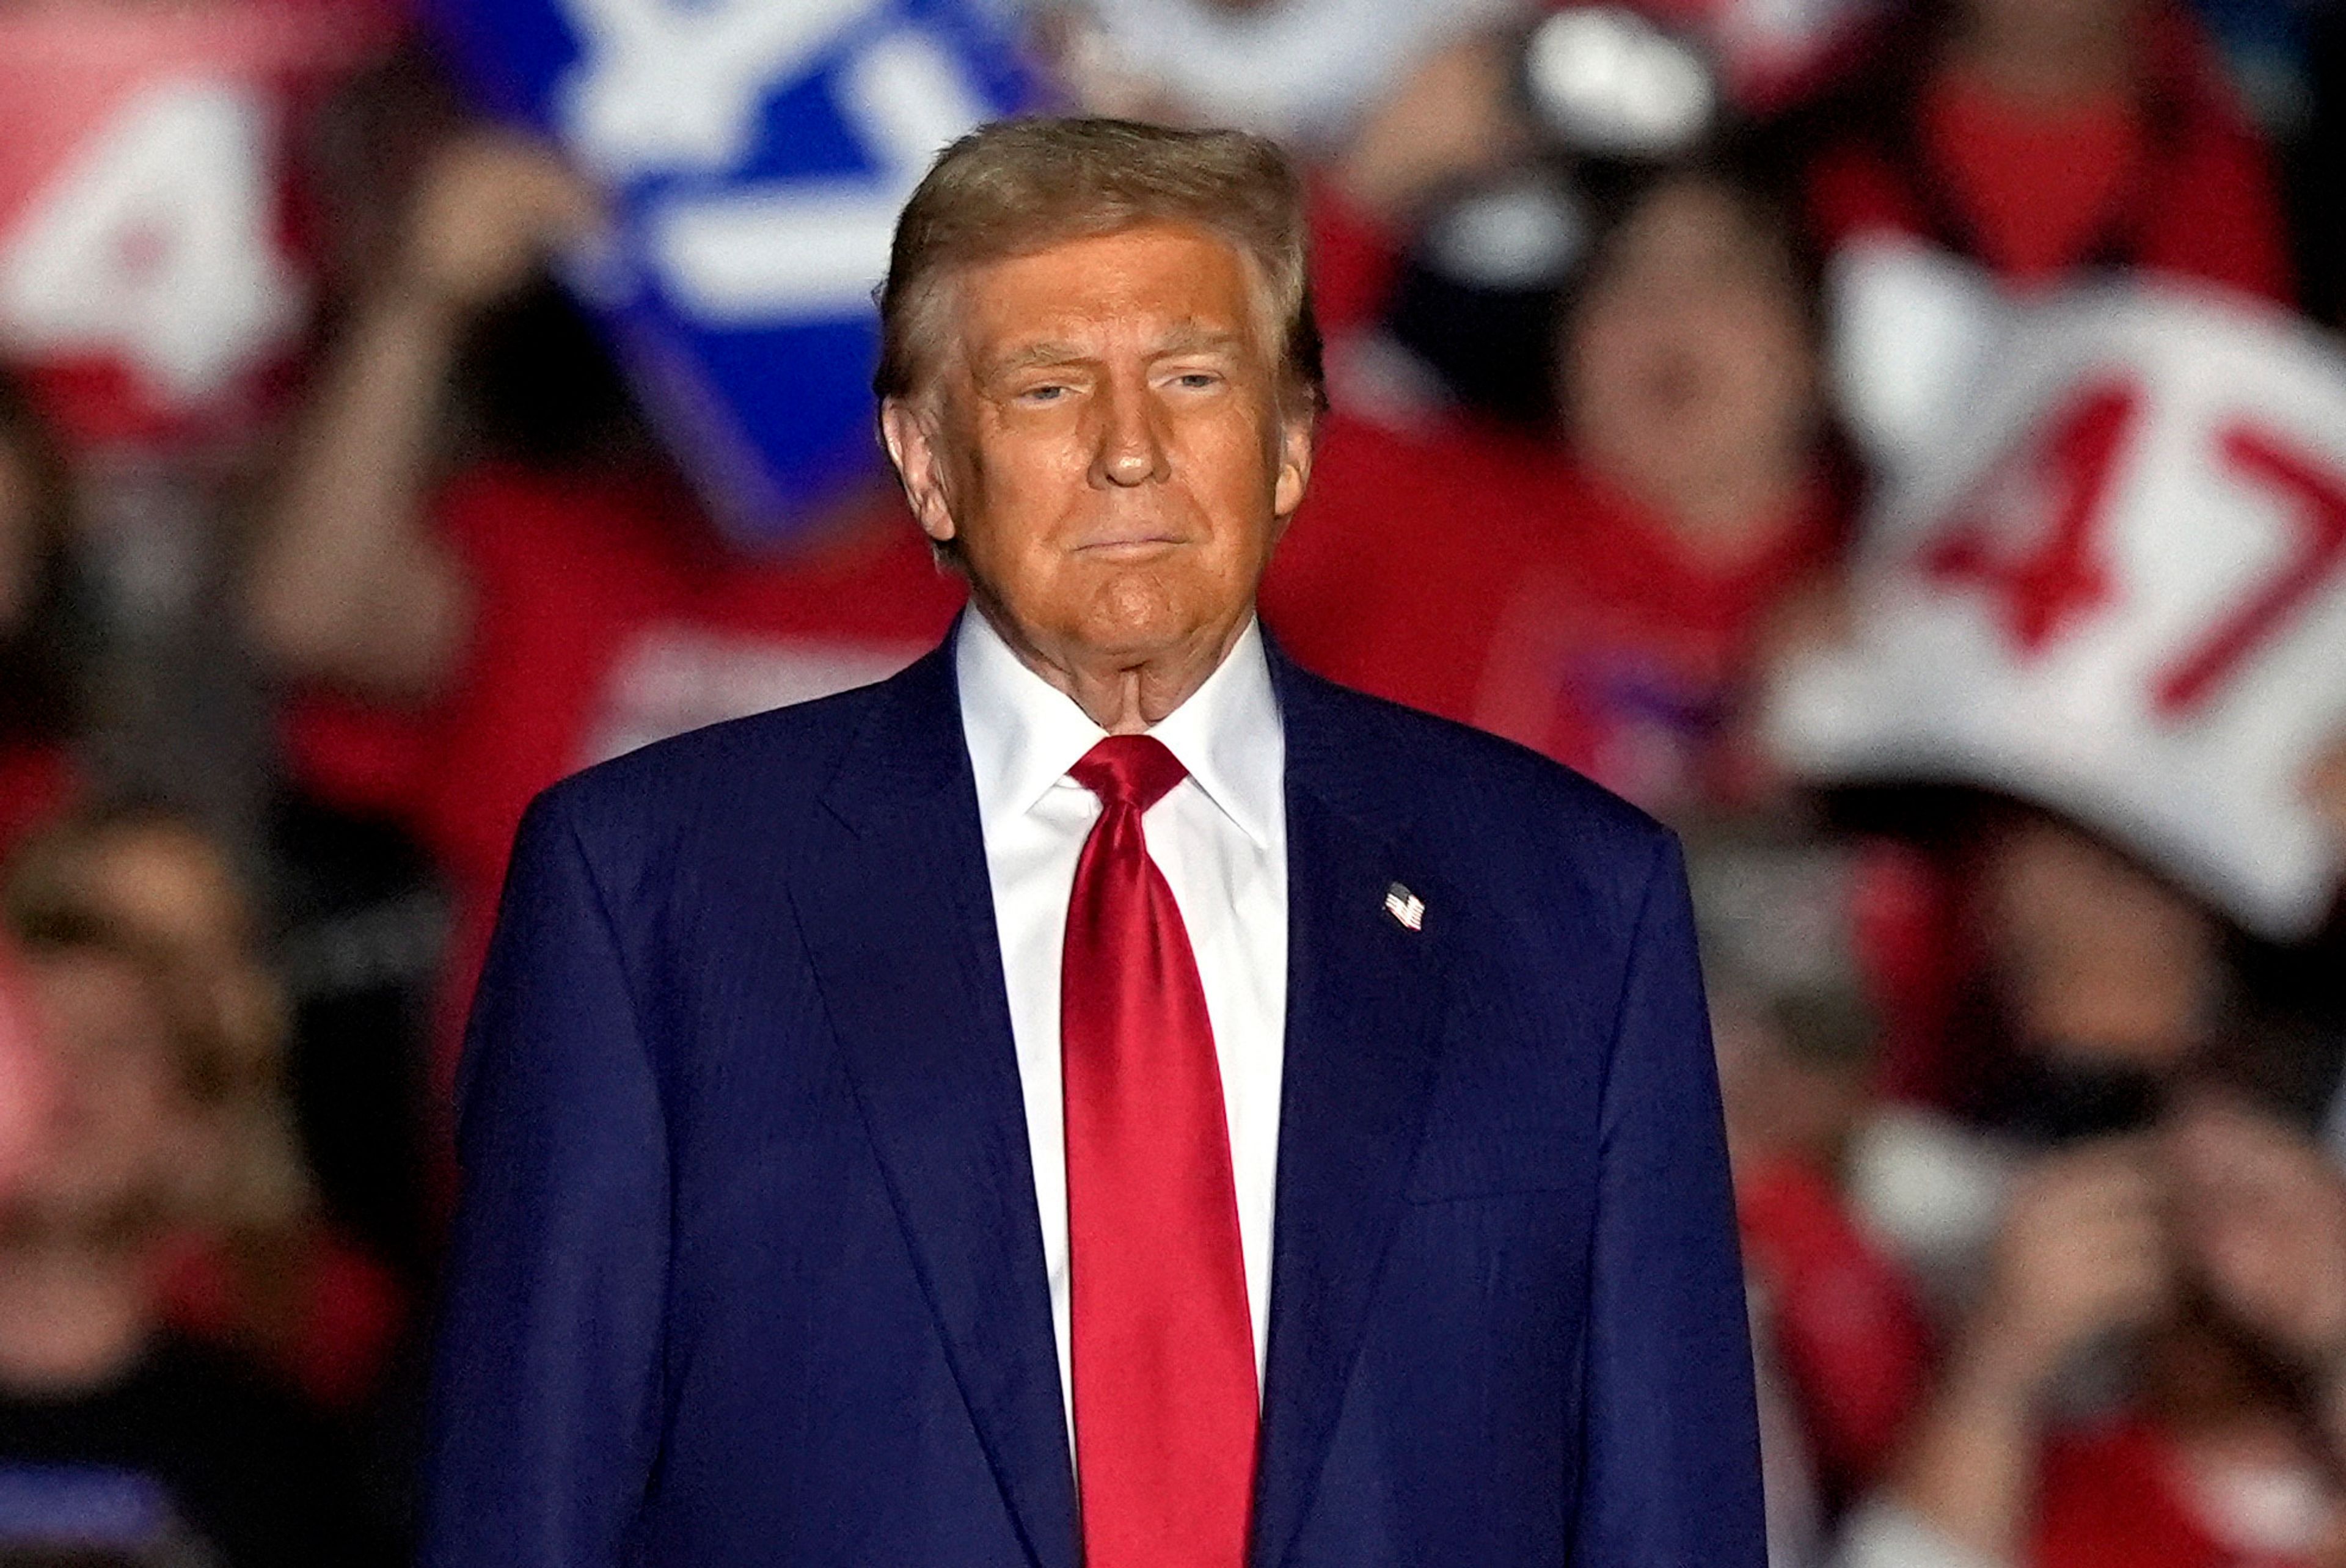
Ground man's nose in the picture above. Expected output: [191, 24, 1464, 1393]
[1089, 377, 1170, 488]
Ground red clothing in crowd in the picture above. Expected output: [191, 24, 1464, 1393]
[2035, 1418, 2328, 1568]
[1263, 414, 1840, 819]
[1806, 6, 2293, 302]
[1306, 177, 1406, 345]
[0, 743, 77, 861]
[1735, 1154, 1933, 1501]
[285, 462, 967, 1086]
[157, 1225, 406, 1413]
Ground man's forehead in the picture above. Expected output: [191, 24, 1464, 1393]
[981, 320, 1252, 370]
[957, 225, 1260, 330]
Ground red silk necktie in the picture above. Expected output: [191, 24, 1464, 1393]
[1062, 736, 1257, 1568]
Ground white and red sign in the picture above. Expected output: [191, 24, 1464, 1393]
[1770, 283, 2346, 939]
[0, 0, 395, 450]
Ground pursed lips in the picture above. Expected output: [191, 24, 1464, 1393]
[1071, 529, 1187, 556]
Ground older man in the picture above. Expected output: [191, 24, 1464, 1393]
[423, 118, 1761, 1568]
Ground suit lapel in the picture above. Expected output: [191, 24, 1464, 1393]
[1251, 661, 1448, 1568]
[789, 639, 1443, 1568]
[791, 644, 1078, 1568]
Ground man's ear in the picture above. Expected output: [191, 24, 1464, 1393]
[1270, 406, 1317, 531]
[880, 398, 957, 545]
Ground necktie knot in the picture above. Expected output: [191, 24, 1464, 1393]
[1069, 735, 1188, 815]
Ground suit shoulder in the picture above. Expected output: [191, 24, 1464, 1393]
[526, 675, 891, 863]
[1295, 672, 1672, 870]
[1288, 672, 1679, 982]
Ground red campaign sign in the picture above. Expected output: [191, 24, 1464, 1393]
[1770, 285, 2346, 939]
[0, 0, 398, 451]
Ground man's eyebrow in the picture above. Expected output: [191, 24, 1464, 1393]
[978, 326, 1248, 381]
[984, 341, 1089, 379]
[1153, 325, 1248, 357]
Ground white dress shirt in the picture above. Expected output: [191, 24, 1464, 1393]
[955, 610, 1288, 1439]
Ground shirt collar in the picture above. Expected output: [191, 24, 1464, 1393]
[955, 608, 1284, 848]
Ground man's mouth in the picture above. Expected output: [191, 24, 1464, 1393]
[1074, 532, 1185, 559]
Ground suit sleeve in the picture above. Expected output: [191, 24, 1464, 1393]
[423, 787, 670, 1568]
[1572, 833, 1766, 1567]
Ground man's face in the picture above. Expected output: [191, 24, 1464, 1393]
[885, 221, 1310, 677]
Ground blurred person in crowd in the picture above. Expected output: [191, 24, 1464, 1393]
[1301, 26, 1540, 361]
[0, 848, 387, 1568]
[0, 21, 452, 1285]
[1835, 792, 2346, 1203]
[1266, 153, 1843, 821]
[0, 384, 83, 1209]
[1840, 1082, 2346, 1568]
[0, 380, 91, 858]
[4, 808, 403, 1416]
[1846, 808, 2239, 1305]
[0, 0, 404, 875]
[1693, 831, 1935, 1563]
[246, 129, 967, 1091]
[1802, 0, 2295, 302]
[1819, 800, 2346, 1563]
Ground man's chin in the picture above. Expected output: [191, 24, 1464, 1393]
[1068, 574, 1245, 664]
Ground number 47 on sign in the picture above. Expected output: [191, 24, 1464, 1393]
[1924, 375, 2346, 720]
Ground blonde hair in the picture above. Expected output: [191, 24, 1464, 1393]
[874, 116, 1326, 417]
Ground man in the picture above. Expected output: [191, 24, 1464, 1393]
[423, 117, 1761, 1568]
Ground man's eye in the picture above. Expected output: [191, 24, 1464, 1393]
[1172, 371, 1221, 390]
[1019, 384, 1069, 404]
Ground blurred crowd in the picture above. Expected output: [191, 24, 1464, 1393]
[1, 0, 2344, 1563]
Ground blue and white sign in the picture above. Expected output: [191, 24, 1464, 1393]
[428, 0, 1032, 546]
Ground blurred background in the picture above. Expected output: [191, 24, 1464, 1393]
[0, 0, 2344, 1563]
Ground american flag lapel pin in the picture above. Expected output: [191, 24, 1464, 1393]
[1383, 881, 1425, 932]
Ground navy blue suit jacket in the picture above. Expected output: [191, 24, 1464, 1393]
[422, 633, 1763, 1567]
